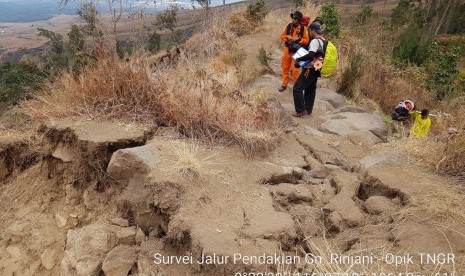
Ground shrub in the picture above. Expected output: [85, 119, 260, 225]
[246, 0, 266, 21]
[358, 5, 373, 24]
[220, 49, 246, 70]
[319, 2, 341, 40]
[336, 52, 363, 98]
[147, 31, 161, 54]
[257, 46, 271, 68]
[426, 45, 460, 100]
[0, 63, 48, 104]
[392, 25, 430, 65]
[390, 0, 414, 27]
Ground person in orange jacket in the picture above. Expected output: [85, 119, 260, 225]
[279, 11, 309, 92]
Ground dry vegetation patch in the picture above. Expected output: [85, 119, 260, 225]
[21, 9, 288, 155]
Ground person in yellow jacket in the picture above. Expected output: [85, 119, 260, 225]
[278, 11, 309, 92]
[410, 109, 431, 138]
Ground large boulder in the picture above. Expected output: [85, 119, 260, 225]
[320, 112, 387, 139]
[107, 143, 159, 181]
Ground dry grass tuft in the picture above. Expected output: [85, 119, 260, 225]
[403, 189, 465, 223]
[436, 133, 465, 177]
[166, 141, 219, 182]
[22, 54, 160, 122]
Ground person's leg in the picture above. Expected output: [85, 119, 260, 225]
[291, 60, 301, 85]
[304, 70, 319, 114]
[281, 48, 292, 88]
[293, 70, 312, 113]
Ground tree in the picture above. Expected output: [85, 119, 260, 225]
[155, 5, 178, 34]
[68, 25, 85, 52]
[195, 0, 211, 16]
[77, 2, 100, 37]
[37, 28, 65, 54]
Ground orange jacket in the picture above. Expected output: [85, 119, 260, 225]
[280, 23, 309, 47]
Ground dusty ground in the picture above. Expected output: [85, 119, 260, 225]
[1, 1, 465, 276]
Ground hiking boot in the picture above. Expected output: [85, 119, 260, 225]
[306, 111, 312, 115]
[292, 112, 306, 117]
[278, 86, 287, 92]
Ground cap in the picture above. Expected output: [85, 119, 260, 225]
[309, 22, 323, 34]
[313, 16, 324, 25]
[290, 11, 303, 21]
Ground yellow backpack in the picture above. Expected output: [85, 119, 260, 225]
[320, 40, 338, 77]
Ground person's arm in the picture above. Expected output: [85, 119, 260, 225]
[280, 26, 288, 42]
[296, 39, 318, 61]
[296, 51, 315, 62]
[409, 111, 419, 119]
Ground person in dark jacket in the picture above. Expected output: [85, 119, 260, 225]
[291, 22, 325, 117]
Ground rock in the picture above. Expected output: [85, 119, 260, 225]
[327, 212, 343, 233]
[55, 213, 68, 228]
[320, 112, 387, 139]
[348, 130, 383, 146]
[106, 143, 159, 181]
[302, 126, 324, 138]
[270, 183, 314, 208]
[61, 222, 120, 276]
[6, 245, 23, 259]
[312, 164, 343, 179]
[51, 142, 74, 162]
[364, 196, 399, 215]
[116, 227, 137, 245]
[316, 88, 347, 108]
[135, 228, 146, 244]
[343, 112, 387, 138]
[359, 151, 405, 170]
[315, 100, 336, 113]
[119, 180, 182, 234]
[447, 128, 458, 134]
[41, 248, 58, 270]
[320, 120, 354, 136]
[325, 171, 365, 227]
[111, 218, 129, 227]
[102, 245, 137, 276]
[336, 106, 367, 113]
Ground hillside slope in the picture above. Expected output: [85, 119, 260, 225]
[1, 3, 464, 276]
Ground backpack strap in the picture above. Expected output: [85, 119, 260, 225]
[286, 23, 293, 36]
[323, 40, 329, 55]
[287, 23, 304, 39]
[315, 38, 327, 55]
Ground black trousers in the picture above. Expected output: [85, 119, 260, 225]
[292, 68, 319, 114]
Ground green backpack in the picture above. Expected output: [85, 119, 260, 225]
[320, 40, 338, 78]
